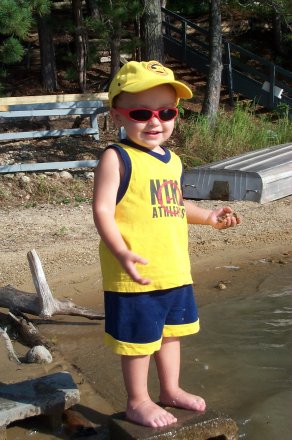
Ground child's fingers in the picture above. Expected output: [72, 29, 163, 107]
[125, 253, 151, 285]
[133, 254, 148, 266]
[127, 265, 151, 285]
[216, 210, 240, 227]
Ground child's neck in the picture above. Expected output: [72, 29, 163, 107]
[123, 138, 166, 155]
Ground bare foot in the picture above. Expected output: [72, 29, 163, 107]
[126, 399, 177, 428]
[160, 388, 206, 412]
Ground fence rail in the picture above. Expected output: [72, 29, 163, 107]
[162, 7, 292, 114]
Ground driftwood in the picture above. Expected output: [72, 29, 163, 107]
[0, 316, 52, 364]
[0, 326, 21, 364]
[0, 249, 105, 320]
[8, 312, 52, 349]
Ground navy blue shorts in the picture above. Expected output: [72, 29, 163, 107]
[104, 284, 199, 355]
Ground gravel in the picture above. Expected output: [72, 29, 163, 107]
[0, 196, 291, 288]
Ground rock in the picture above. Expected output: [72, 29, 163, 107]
[216, 281, 227, 290]
[20, 175, 31, 183]
[62, 409, 98, 437]
[3, 174, 15, 180]
[25, 345, 53, 364]
[60, 171, 73, 180]
[84, 171, 94, 180]
[110, 408, 239, 440]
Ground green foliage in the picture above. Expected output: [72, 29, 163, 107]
[167, 0, 209, 16]
[177, 103, 185, 118]
[63, 66, 78, 81]
[87, 0, 142, 48]
[0, 0, 52, 69]
[224, 0, 292, 26]
[0, 0, 32, 38]
[177, 102, 292, 168]
[0, 83, 5, 97]
[0, 36, 25, 64]
[28, 0, 52, 16]
[99, 0, 141, 23]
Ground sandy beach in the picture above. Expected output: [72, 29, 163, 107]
[0, 195, 291, 438]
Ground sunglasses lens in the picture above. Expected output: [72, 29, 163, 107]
[129, 109, 153, 121]
[126, 108, 178, 122]
[159, 108, 178, 121]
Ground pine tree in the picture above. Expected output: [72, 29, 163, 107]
[86, 1, 142, 79]
[140, 0, 164, 62]
[0, 0, 51, 66]
[201, 0, 223, 124]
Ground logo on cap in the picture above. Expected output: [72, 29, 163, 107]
[146, 61, 168, 76]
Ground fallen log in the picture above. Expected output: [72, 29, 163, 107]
[8, 312, 53, 348]
[0, 249, 104, 320]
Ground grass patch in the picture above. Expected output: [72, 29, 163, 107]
[177, 102, 292, 169]
[0, 175, 94, 208]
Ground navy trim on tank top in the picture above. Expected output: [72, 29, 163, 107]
[107, 139, 182, 204]
[105, 143, 131, 204]
[120, 138, 171, 163]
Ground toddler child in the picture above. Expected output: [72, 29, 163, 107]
[92, 60, 240, 428]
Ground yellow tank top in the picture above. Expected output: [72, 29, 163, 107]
[99, 142, 192, 292]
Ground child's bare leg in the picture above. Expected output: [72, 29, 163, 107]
[121, 354, 177, 428]
[155, 337, 206, 412]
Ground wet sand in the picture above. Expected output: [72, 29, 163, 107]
[0, 196, 291, 438]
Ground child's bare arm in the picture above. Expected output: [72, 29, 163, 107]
[92, 149, 151, 285]
[184, 200, 241, 229]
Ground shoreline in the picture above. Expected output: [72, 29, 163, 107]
[1, 196, 291, 288]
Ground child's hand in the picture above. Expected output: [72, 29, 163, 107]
[208, 206, 241, 229]
[117, 249, 151, 285]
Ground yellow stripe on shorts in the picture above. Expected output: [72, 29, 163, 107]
[104, 332, 162, 356]
[163, 320, 200, 337]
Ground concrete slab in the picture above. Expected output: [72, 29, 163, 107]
[110, 407, 238, 440]
[0, 371, 80, 438]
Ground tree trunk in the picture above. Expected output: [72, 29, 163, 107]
[110, 22, 122, 81]
[201, 0, 223, 125]
[134, 15, 141, 61]
[140, 0, 164, 62]
[72, 0, 88, 92]
[86, 0, 100, 18]
[37, 14, 58, 92]
[273, 11, 285, 55]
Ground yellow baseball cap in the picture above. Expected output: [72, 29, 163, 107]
[108, 60, 192, 107]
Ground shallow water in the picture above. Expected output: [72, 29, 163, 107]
[182, 269, 292, 439]
[8, 258, 292, 439]
[73, 263, 292, 439]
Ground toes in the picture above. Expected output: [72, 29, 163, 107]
[127, 401, 176, 428]
[160, 390, 206, 413]
[192, 397, 206, 411]
[153, 411, 177, 427]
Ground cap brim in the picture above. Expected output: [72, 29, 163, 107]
[123, 79, 193, 99]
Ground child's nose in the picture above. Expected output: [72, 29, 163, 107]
[149, 115, 160, 124]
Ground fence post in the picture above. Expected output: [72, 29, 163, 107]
[164, 13, 170, 37]
[269, 63, 276, 109]
[224, 42, 234, 106]
[182, 20, 187, 63]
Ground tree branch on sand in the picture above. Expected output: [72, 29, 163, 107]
[0, 249, 104, 320]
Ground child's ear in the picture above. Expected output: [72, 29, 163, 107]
[110, 108, 123, 128]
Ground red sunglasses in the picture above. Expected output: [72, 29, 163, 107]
[115, 107, 178, 122]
